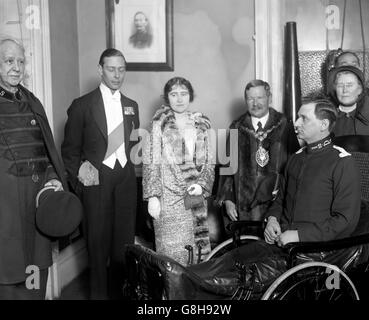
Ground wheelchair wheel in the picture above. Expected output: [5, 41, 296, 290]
[261, 261, 359, 301]
[204, 235, 261, 261]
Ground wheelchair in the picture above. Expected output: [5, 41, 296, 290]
[125, 135, 369, 301]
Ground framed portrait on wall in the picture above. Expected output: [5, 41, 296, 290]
[106, 0, 174, 71]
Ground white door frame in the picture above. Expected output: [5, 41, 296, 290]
[30, 0, 54, 132]
[254, 0, 285, 112]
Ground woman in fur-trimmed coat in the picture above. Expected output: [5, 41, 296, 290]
[143, 77, 214, 265]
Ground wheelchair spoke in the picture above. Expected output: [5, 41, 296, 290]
[262, 263, 359, 301]
[231, 287, 242, 300]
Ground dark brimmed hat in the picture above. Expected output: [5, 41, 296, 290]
[327, 65, 365, 100]
[36, 186, 83, 237]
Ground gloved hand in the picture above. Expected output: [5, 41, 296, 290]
[148, 197, 161, 219]
[44, 179, 63, 191]
[187, 184, 203, 196]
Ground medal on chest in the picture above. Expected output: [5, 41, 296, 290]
[256, 144, 269, 167]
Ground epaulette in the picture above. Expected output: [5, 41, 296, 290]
[295, 146, 306, 154]
[333, 145, 351, 158]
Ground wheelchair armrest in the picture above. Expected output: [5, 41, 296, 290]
[227, 220, 264, 233]
[227, 221, 265, 247]
[284, 233, 369, 267]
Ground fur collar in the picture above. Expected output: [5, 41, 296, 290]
[234, 107, 284, 132]
[153, 105, 211, 133]
[151, 105, 212, 184]
[232, 108, 286, 146]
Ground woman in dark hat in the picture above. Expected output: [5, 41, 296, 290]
[327, 65, 369, 136]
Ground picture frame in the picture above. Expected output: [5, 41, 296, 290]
[106, 0, 174, 71]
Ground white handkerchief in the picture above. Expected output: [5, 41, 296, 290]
[78, 161, 99, 186]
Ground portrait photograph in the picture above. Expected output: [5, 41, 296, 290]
[107, 0, 173, 71]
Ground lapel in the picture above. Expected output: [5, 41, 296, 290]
[121, 93, 136, 151]
[18, 85, 47, 121]
[264, 108, 275, 130]
[93, 88, 135, 148]
[121, 94, 130, 147]
[91, 88, 108, 142]
[243, 112, 254, 131]
[17, 86, 68, 188]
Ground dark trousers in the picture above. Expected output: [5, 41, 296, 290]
[0, 269, 48, 300]
[82, 161, 137, 300]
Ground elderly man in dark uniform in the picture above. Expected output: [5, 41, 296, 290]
[199, 98, 361, 289]
[0, 38, 66, 299]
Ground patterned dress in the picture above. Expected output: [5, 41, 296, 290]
[143, 105, 215, 265]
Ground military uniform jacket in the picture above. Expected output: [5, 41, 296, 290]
[0, 86, 67, 187]
[265, 136, 361, 242]
[0, 85, 67, 283]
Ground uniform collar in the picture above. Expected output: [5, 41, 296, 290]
[339, 104, 357, 116]
[0, 85, 22, 102]
[306, 135, 332, 153]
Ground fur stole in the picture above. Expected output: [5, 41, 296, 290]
[152, 105, 213, 262]
[152, 105, 212, 184]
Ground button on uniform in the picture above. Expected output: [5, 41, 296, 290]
[31, 119, 37, 126]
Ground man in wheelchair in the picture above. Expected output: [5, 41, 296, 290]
[126, 98, 366, 300]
